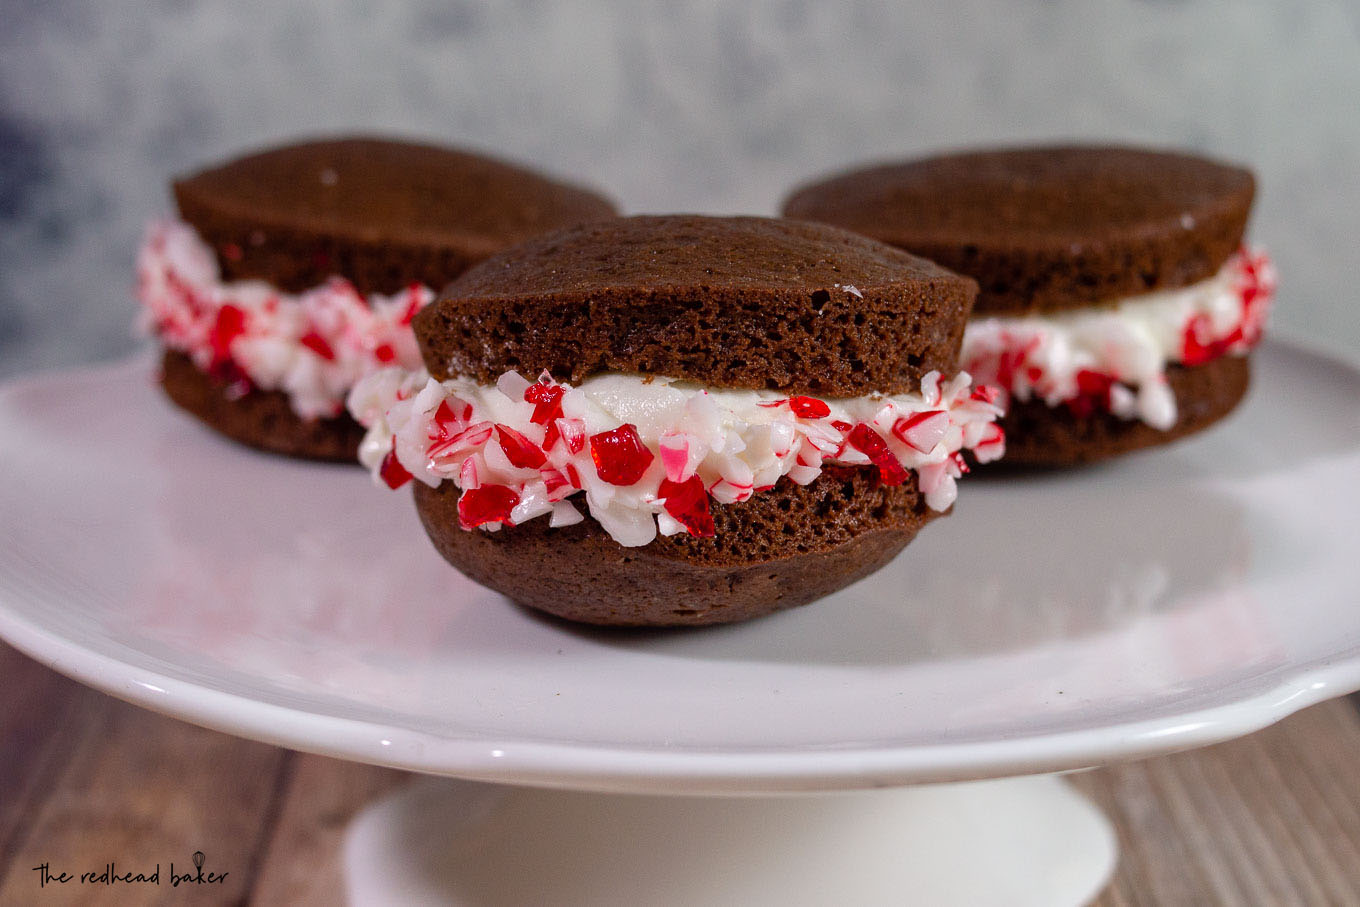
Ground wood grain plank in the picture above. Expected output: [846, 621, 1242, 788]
[1221, 732, 1349, 905]
[0, 644, 106, 873]
[1081, 697, 1360, 907]
[248, 755, 408, 907]
[1077, 761, 1210, 907]
[1165, 738, 1307, 904]
[0, 693, 291, 906]
[1249, 701, 1360, 903]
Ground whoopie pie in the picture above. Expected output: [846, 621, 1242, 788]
[783, 145, 1275, 465]
[139, 137, 616, 460]
[349, 215, 1005, 626]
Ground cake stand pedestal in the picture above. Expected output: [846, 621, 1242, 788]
[343, 774, 1115, 907]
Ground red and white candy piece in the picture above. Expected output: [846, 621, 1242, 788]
[589, 424, 655, 486]
[891, 409, 950, 454]
[356, 361, 1006, 546]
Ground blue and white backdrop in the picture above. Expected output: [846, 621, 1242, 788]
[2, 0, 1357, 377]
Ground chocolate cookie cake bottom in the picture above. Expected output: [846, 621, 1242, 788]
[998, 355, 1251, 467]
[160, 350, 364, 462]
[414, 466, 938, 626]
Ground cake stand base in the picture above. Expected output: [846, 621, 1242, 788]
[343, 774, 1116, 906]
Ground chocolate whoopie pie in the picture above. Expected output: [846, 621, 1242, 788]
[139, 137, 617, 460]
[783, 145, 1276, 466]
[348, 215, 1006, 626]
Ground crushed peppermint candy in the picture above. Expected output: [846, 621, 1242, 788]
[137, 219, 434, 420]
[349, 367, 1005, 547]
[961, 248, 1275, 430]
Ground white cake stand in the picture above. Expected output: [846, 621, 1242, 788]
[1, 340, 1358, 906]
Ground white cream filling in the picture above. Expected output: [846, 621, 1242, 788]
[137, 220, 432, 420]
[349, 367, 1006, 547]
[961, 250, 1274, 429]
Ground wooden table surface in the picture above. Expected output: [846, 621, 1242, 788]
[1, 640, 1358, 906]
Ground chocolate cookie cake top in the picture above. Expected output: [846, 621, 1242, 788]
[172, 137, 618, 295]
[413, 214, 978, 397]
[782, 145, 1256, 315]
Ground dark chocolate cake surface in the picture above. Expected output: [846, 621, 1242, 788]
[174, 136, 618, 295]
[415, 467, 937, 626]
[159, 350, 365, 462]
[783, 145, 1255, 315]
[415, 214, 978, 397]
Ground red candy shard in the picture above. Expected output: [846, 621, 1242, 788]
[828, 419, 855, 457]
[970, 384, 1001, 405]
[428, 421, 493, 461]
[560, 419, 586, 454]
[300, 330, 336, 361]
[658, 475, 716, 538]
[401, 286, 423, 325]
[429, 400, 457, 439]
[459, 457, 480, 490]
[757, 398, 787, 409]
[1075, 369, 1114, 400]
[545, 417, 586, 454]
[523, 379, 565, 425]
[495, 424, 547, 469]
[1185, 255, 1275, 365]
[847, 423, 909, 486]
[457, 484, 519, 529]
[221, 242, 243, 263]
[1180, 313, 1210, 365]
[989, 334, 1044, 390]
[374, 343, 396, 364]
[541, 468, 574, 501]
[1180, 313, 1238, 366]
[1067, 369, 1115, 418]
[974, 423, 1006, 459]
[788, 396, 831, 419]
[209, 304, 246, 365]
[1237, 251, 1273, 333]
[589, 424, 654, 485]
[995, 349, 1025, 389]
[379, 441, 412, 490]
[429, 398, 473, 440]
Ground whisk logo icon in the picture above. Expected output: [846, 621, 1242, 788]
[170, 850, 228, 887]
